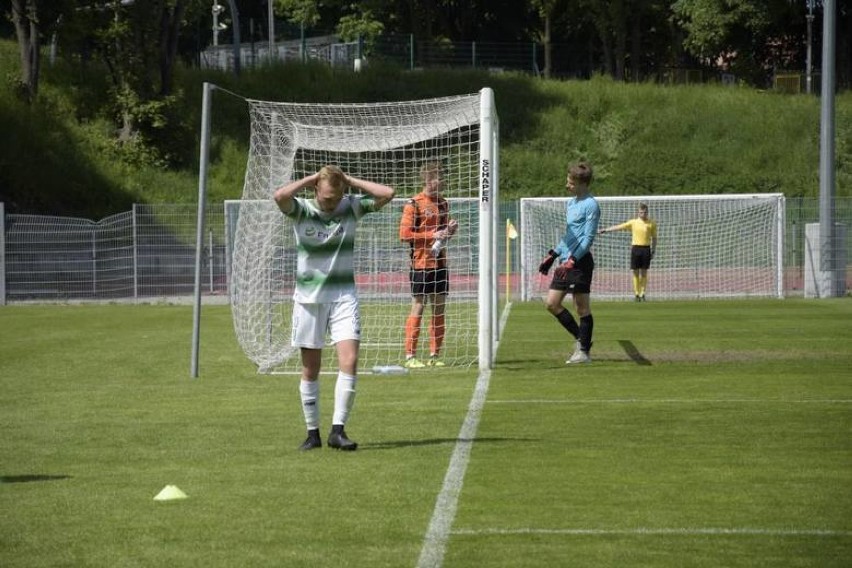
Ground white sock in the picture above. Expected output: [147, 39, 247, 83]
[332, 372, 357, 426]
[299, 379, 320, 430]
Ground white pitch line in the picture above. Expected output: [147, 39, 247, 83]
[416, 368, 492, 568]
[451, 527, 852, 537]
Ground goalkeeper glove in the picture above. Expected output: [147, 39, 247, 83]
[553, 257, 576, 279]
[538, 250, 559, 275]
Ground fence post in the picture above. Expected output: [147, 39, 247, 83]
[91, 226, 97, 296]
[0, 202, 5, 305]
[208, 229, 214, 293]
[132, 204, 139, 299]
[409, 34, 414, 70]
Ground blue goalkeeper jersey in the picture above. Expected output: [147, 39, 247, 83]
[555, 194, 600, 261]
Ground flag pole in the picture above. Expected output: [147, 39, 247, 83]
[505, 219, 517, 300]
[506, 219, 511, 300]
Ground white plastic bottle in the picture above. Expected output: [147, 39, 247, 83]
[372, 365, 408, 375]
[430, 238, 445, 257]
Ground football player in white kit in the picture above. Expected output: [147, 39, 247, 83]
[274, 165, 395, 451]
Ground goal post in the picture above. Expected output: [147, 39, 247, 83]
[520, 194, 785, 301]
[222, 89, 500, 374]
[478, 87, 499, 369]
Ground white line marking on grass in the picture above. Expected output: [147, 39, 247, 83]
[416, 368, 492, 568]
[487, 399, 852, 405]
[451, 527, 852, 537]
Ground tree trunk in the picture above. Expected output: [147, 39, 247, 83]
[614, 27, 626, 80]
[600, 32, 613, 77]
[543, 12, 552, 78]
[158, 1, 187, 97]
[10, 0, 41, 102]
[630, 9, 642, 81]
[613, 4, 626, 81]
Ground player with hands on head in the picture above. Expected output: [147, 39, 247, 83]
[598, 202, 658, 301]
[541, 161, 600, 364]
[399, 161, 458, 369]
[273, 165, 395, 451]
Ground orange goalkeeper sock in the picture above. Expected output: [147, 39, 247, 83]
[429, 314, 446, 356]
[405, 315, 422, 357]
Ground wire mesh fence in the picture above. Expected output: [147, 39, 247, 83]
[0, 199, 849, 304]
[1, 204, 227, 303]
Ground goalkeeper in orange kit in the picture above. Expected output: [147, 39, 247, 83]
[399, 162, 458, 368]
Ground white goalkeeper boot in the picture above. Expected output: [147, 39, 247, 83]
[566, 340, 591, 364]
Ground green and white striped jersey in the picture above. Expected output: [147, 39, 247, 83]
[285, 194, 379, 303]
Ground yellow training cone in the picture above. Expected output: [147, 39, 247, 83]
[153, 485, 188, 501]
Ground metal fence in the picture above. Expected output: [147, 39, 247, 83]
[198, 32, 815, 88]
[0, 203, 227, 304]
[0, 199, 849, 305]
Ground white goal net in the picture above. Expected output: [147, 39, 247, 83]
[520, 194, 785, 301]
[229, 90, 500, 373]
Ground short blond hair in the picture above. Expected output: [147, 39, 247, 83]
[318, 165, 346, 191]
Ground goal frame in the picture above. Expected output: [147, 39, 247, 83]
[519, 193, 785, 301]
[191, 84, 500, 376]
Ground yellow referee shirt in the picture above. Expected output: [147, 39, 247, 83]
[612, 218, 657, 246]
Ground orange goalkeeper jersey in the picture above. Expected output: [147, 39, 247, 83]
[399, 192, 451, 270]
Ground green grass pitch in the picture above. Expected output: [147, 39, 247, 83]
[1, 298, 850, 567]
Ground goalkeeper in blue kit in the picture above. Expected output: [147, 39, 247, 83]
[538, 162, 600, 364]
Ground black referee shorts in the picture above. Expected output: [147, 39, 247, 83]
[630, 246, 653, 270]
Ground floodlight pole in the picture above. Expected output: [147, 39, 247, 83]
[805, 0, 814, 94]
[818, 0, 841, 296]
[818, 0, 836, 276]
[191, 82, 215, 378]
[267, 0, 274, 61]
[227, 0, 241, 76]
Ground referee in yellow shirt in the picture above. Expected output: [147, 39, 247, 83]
[599, 203, 658, 301]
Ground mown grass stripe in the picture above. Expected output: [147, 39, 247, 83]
[451, 527, 852, 537]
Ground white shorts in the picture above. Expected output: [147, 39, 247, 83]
[291, 297, 361, 349]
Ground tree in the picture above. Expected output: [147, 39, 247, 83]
[275, 0, 320, 61]
[531, 0, 559, 78]
[335, 5, 384, 55]
[7, 0, 63, 102]
[9, 0, 40, 101]
[51, 0, 201, 165]
[671, 0, 800, 84]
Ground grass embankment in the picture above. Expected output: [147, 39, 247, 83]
[0, 37, 850, 218]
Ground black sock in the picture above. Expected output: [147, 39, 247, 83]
[555, 309, 580, 338]
[331, 424, 344, 434]
[579, 314, 594, 352]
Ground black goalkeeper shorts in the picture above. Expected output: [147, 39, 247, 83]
[549, 253, 594, 294]
[410, 268, 449, 296]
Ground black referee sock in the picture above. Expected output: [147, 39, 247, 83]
[579, 314, 594, 352]
[555, 309, 580, 339]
